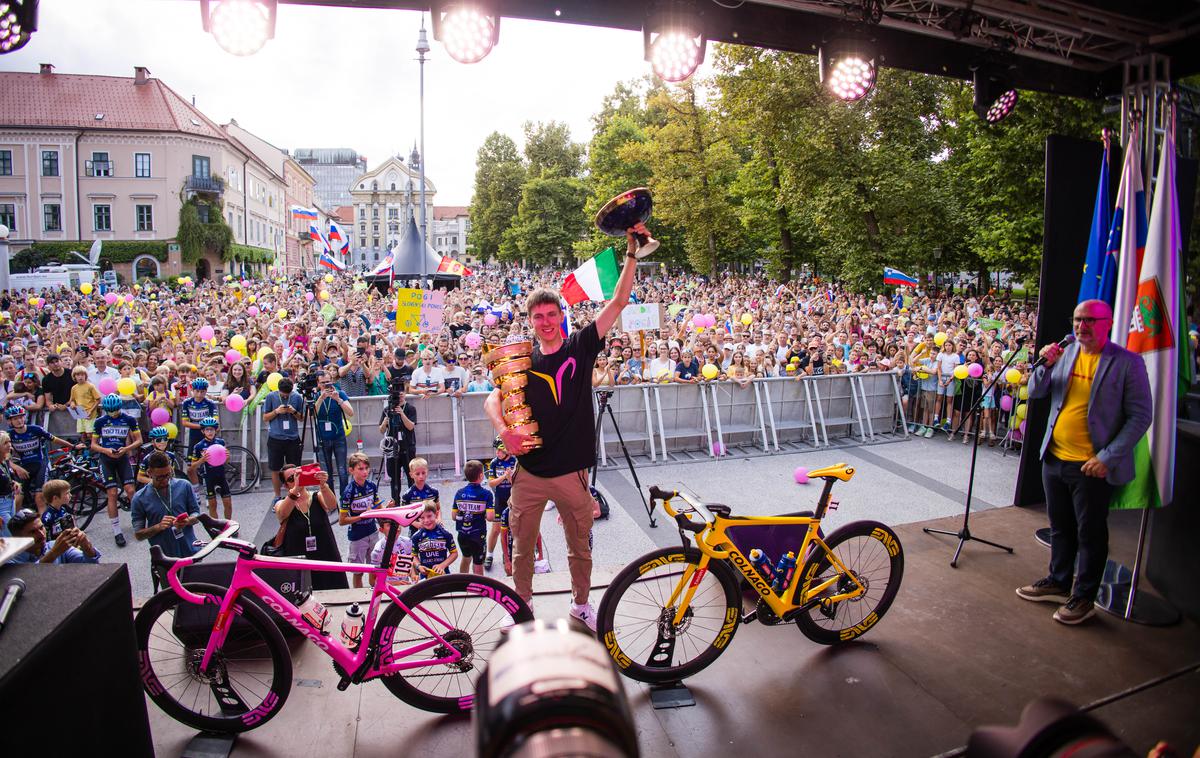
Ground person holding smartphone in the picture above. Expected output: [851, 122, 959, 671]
[312, 370, 353, 496]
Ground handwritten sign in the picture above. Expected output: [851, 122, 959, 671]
[395, 288, 446, 334]
[621, 303, 661, 333]
[977, 317, 1005, 332]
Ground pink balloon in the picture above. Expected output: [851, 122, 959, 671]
[794, 466, 810, 485]
[104, 293, 118, 306]
[1019, 420, 1027, 435]
[150, 407, 170, 426]
[484, 314, 498, 326]
[198, 325, 215, 341]
[225, 394, 246, 413]
[999, 395, 1014, 412]
[464, 332, 482, 349]
[305, 291, 315, 302]
[205, 444, 228, 467]
[968, 362, 984, 379]
[225, 349, 242, 365]
[36, 298, 45, 307]
[124, 293, 134, 304]
[97, 378, 117, 395]
[712, 441, 725, 456]
[247, 306, 260, 317]
[241, 279, 251, 288]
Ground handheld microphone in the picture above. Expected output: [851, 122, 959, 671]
[1030, 334, 1075, 369]
[0, 578, 27, 634]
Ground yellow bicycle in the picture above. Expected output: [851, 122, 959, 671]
[596, 463, 904, 683]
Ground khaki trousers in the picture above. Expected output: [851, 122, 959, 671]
[509, 466, 594, 605]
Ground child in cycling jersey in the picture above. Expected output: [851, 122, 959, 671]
[90, 393, 141, 547]
[180, 378, 218, 504]
[5, 405, 78, 511]
[189, 417, 233, 520]
[138, 426, 182, 486]
[369, 519, 415, 587]
[339, 452, 387, 588]
[452, 460, 493, 576]
[484, 438, 515, 571]
[411, 502, 456, 578]
[401, 457, 439, 535]
[38, 479, 76, 540]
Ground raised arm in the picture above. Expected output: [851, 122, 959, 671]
[593, 224, 652, 337]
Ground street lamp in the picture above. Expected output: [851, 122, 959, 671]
[416, 20, 430, 289]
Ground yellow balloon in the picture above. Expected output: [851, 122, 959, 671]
[163, 422, 179, 440]
[1018, 385, 1029, 401]
[740, 313, 753, 326]
[257, 345, 273, 360]
[915, 371, 930, 380]
[27, 297, 37, 306]
[150, 293, 157, 300]
[117, 378, 137, 396]
[701, 364, 719, 380]
[1005, 368, 1022, 384]
[266, 372, 283, 391]
[80, 283, 94, 295]
[934, 332, 947, 346]
[276, 309, 287, 320]
[224, 275, 233, 282]
[324, 274, 334, 283]
[133, 284, 141, 291]
[1015, 403, 1028, 419]
[694, 326, 704, 334]
[319, 291, 331, 300]
[953, 365, 969, 380]
[230, 334, 247, 353]
[248, 295, 256, 304]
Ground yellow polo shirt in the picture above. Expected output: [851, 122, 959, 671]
[1047, 351, 1100, 462]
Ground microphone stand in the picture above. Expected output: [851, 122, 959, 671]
[922, 345, 1024, 567]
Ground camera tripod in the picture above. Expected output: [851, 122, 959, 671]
[591, 390, 654, 527]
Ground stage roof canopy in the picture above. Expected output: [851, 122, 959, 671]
[279, 1, 1200, 98]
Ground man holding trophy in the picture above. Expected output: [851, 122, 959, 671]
[485, 198, 656, 630]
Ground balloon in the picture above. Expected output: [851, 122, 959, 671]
[150, 408, 170, 426]
[27, 297, 37, 306]
[319, 291, 330, 300]
[1005, 368, 1022, 384]
[1000, 395, 1014, 412]
[266, 372, 283, 391]
[740, 313, 753, 325]
[97, 378, 117, 395]
[248, 295, 256, 304]
[276, 309, 287, 320]
[230, 335, 247, 353]
[36, 298, 45, 307]
[225, 349, 242, 365]
[953, 365, 969, 380]
[701, 364, 719, 380]
[324, 274, 334, 283]
[133, 284, 141, 291]
[934, 332, 947, 346]
[205, 444, 228, 467]
[104, 293, 118, 306]
[150, 294, 157, 300]
[305, 292, 315, 302]
[163, 422, 179, 439]
[968, 362, 984, 379]
[694, 326, 705, 334]
[241, 279, 251, 288]
[116, 378, 136, 396]
[1010, 415, 1020, 430]
[224, 275, 233, 282]
[247, 306, 260, 317]
[711, 441, 725, 457]
[1018, 385, 1029, 400]
[198, 325, 215, 341]
[80, 283, 93, 295]
[465, 332, 482, 349]
[794, 466, 810, 485]
[1015, 403, 1028, 419]
[124, 293, 134, 304]
[484, 314, 498, 326]
[256, 345, 273, 359]
[225, 394, 246, 413]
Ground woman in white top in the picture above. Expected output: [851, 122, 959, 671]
[409, 349, 446, 395]
[645, 344, 674, 382]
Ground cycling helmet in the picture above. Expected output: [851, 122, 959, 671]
[148, 426, 169, 440]
[191, 378, 209, 390]
[3, 405, 26, 419]
[492, 435, 506, 452]
[101, 394, 123, 412]
[200, 417, 219, 429]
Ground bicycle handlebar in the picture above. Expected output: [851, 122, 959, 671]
[149, 516, 241, 573]
[648, 485, 677, 502]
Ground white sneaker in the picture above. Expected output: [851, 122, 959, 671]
[544, 500, 556, 512]
[569, 602, 598, 632]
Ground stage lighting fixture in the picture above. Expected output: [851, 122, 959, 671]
[200, 0, 276, 57]
[0, 0, 38, 55]
[819, 39, 877, 102]
[644, 21, 706, 83]
[973, 69, 1019, 123]
[432, 3, 499, 64]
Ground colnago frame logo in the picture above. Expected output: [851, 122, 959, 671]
[260, 594, 331, 651]
[729, 550, 773, 598]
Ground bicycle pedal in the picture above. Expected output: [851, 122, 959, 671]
[336, 677, 352, 692]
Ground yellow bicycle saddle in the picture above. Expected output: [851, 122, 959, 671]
[806, 463, 856, 481]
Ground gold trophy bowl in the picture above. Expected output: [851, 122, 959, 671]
[485, 339, 542, 450]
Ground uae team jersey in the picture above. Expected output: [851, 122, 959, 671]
[10, 424, 53, 464]
[517, 322, 604, 477]
[412, 524, 455, 568]
[341, 479, 382, 541]
[452, 482, 493, 539]
[93, 413, 138, 451]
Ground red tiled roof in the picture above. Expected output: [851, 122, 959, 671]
[333, 205, 355, 223]
[434, 205, 469, 219]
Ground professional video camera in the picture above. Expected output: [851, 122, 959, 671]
[296, 363, 321, 404]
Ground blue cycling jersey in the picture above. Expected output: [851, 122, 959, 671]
[181, 398, 218, 438]
[401, 484, 440, 506]
[452, 482, 493, 539]
[139, 449, 181, 475]
[190, 436, 227, 477]
[412, 524, 455, 568]
[9, 424, 53, 464]
[340, 479, 381, 541]
[93, 413, 138, 451]
[486, 456, 516, 503]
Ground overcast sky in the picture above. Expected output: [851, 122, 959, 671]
[2, 0, 712, 205]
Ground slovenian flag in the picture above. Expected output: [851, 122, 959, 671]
[561, 247, 618, 306]
[319, 252, 346, 271]
[883, 267, 918, 287]
[1076, 141, 1112, 304]
[291, 206, 318, 220]
[1107, 127, 1149, 342]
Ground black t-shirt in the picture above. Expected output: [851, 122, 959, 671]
[675, 359, 700, 380]
[379, 400, 417, 450]
[517, 322, 604, 478]
[41, 370, 75, 405]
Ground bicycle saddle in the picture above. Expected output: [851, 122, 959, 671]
[361, 505, 424, 527]
[805, 463, 856, 481]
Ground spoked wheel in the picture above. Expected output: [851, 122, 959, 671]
[793, 520, 904, 645]
[223, 445, 261, 495]
[596, 547, 742, 684]
[67, 482, 103, 530]
[378, 574, 533, 713]
[135, 583, 293, 733]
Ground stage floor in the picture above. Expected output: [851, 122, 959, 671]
[145, 504, 1200, 757]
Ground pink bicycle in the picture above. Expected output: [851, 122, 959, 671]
[135, 509, 533, 733]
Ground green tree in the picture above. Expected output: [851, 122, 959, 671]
[499, 175, 589, 266]
[523, 121, 584, 179]
[468, 132, 526, 263]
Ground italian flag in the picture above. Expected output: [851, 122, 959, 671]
[561, 247, 619, 306]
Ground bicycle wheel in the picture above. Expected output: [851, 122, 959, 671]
[378, 574, 533, 713]
[67, 482, 102, 530]
[135, 582, 293, 733]
[223, 445, 261, 495]
[596, 547, 742, 684]
[793, 520, 904, 645]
